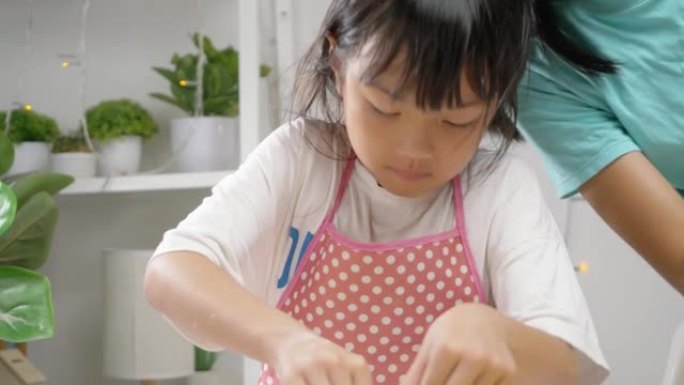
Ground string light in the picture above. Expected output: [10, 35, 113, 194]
[6, 0, 34, 134]
[11, 101, 32, 112]
[58, 54, 81, 69]
[76, 0, 95, 155]
[575, 262, 589, 273]
[194, 0, 205, 117]
[179, 79, 197, 87]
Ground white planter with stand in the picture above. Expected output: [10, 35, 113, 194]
[170, 117, 239, 172]
[7, 142, 51, 175]
[97, 135, 142, 176]
[187, 370, 221, 385]
[102, 249, 194, 383]
[51, 153, 97, 178]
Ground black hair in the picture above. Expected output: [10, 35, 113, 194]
[533, 0, 617, 75]
[290, 0, 536, 163]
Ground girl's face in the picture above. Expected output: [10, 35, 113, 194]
[333, 43, 492, 198]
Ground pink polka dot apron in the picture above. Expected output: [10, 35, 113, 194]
[259, 158, 487, 385]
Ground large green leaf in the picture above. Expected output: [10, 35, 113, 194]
[0, 131, 14, 175]
[0, 182, 16, 237]
[11, 172, 74, 208]
[0, 192, 58, 270]
[0, 266, 54, 343]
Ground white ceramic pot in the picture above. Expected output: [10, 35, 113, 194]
[102, 249, 194, 381]
[50, 153, 96, 178]
[7, 142, 51, 175]
[187, 370, 221, 385]
[170, 117, 239, 172]
[97, 135, 142, 176]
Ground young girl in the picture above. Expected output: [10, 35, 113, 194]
[145, 1, 608, 384]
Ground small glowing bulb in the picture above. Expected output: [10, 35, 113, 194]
[179, 79, 188, 87]
[24, 104, 33, 111]
[576, 262, 589, 273]
[61, 61, 71, 68]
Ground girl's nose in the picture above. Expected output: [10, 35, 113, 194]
[396, 122, 434, 161]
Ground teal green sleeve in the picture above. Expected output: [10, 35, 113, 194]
[516, 60, 640, 199]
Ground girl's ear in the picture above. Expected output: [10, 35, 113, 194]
[326, 32, 344, 98]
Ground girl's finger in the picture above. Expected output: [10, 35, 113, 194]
[444, 358, 483, 385]
[328, 364, 353, 385]
[402, 344, 428, 385]
[305, 368, 332, 385]
[472, 368, 505, 385]
[350, 356, 373, 385]
[419, 348, 459, 385]
[283, 375, 307, 385]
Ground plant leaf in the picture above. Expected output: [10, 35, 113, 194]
[0, 192, 58, 270]
[11, 172, 74, 208]
[152, 67, 178, 84]
[204, 96, 236, 117]
[150, 93, 194, 115]
[0, 182, 17, 237]
[0, 131, 14, 175]
[194, 346, 218, 371]
[1, 109, 61, 143]
[0, 266, 54, 343]
[260, 65, 271, 78]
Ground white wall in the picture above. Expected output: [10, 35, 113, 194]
[566, 200, 684, 384]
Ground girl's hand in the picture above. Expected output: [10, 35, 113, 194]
[269, 329, 373, 385]
[402, 303, 517, 385]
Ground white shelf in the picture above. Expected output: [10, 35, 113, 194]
[60, 170, 232, 195]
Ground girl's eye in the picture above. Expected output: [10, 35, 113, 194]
[370, 103, 400, 117]
[444, 119, 476, 129]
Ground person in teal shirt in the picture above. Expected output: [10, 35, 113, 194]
[517, 0, 683, 293]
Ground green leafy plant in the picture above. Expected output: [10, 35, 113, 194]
[85, 99, 158, 143]
[0, 130, 73, 343]
[151, 33, 271, 117]
[195, 346, 218, 372]
[0, 109, 60, 143]
[52, 134, 92, 154]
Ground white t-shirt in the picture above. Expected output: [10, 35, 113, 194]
[154, 118, 609, 383]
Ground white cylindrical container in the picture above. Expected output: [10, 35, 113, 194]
[50, 153, 96, 178]
[187, 370, 222, 385]
[97, 135, 142, 176]
[7, 142, 51, 175]
[102, 249, 194, 381]
[170, 117, 239, 172]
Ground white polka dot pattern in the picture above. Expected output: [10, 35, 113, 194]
[259, 232, 482, 385]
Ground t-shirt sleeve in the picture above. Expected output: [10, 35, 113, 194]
[516, 48, 640, 198]
[152, 121, 305, 299]
[485, 158, 609, 384]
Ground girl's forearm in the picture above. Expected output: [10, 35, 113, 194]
[501, 315, 579, 385]
[144, 251, 307, 363]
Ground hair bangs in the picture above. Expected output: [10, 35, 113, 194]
[339, 0, 516, 111]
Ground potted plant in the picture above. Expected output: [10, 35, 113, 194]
[50, 133, 96, 178]
[0, 109, 60, 176]
[188, 347, 219, 385]
[151, 33, 270, 172]
[85, 99, 157, 176]
[0, 130, 73, 356]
